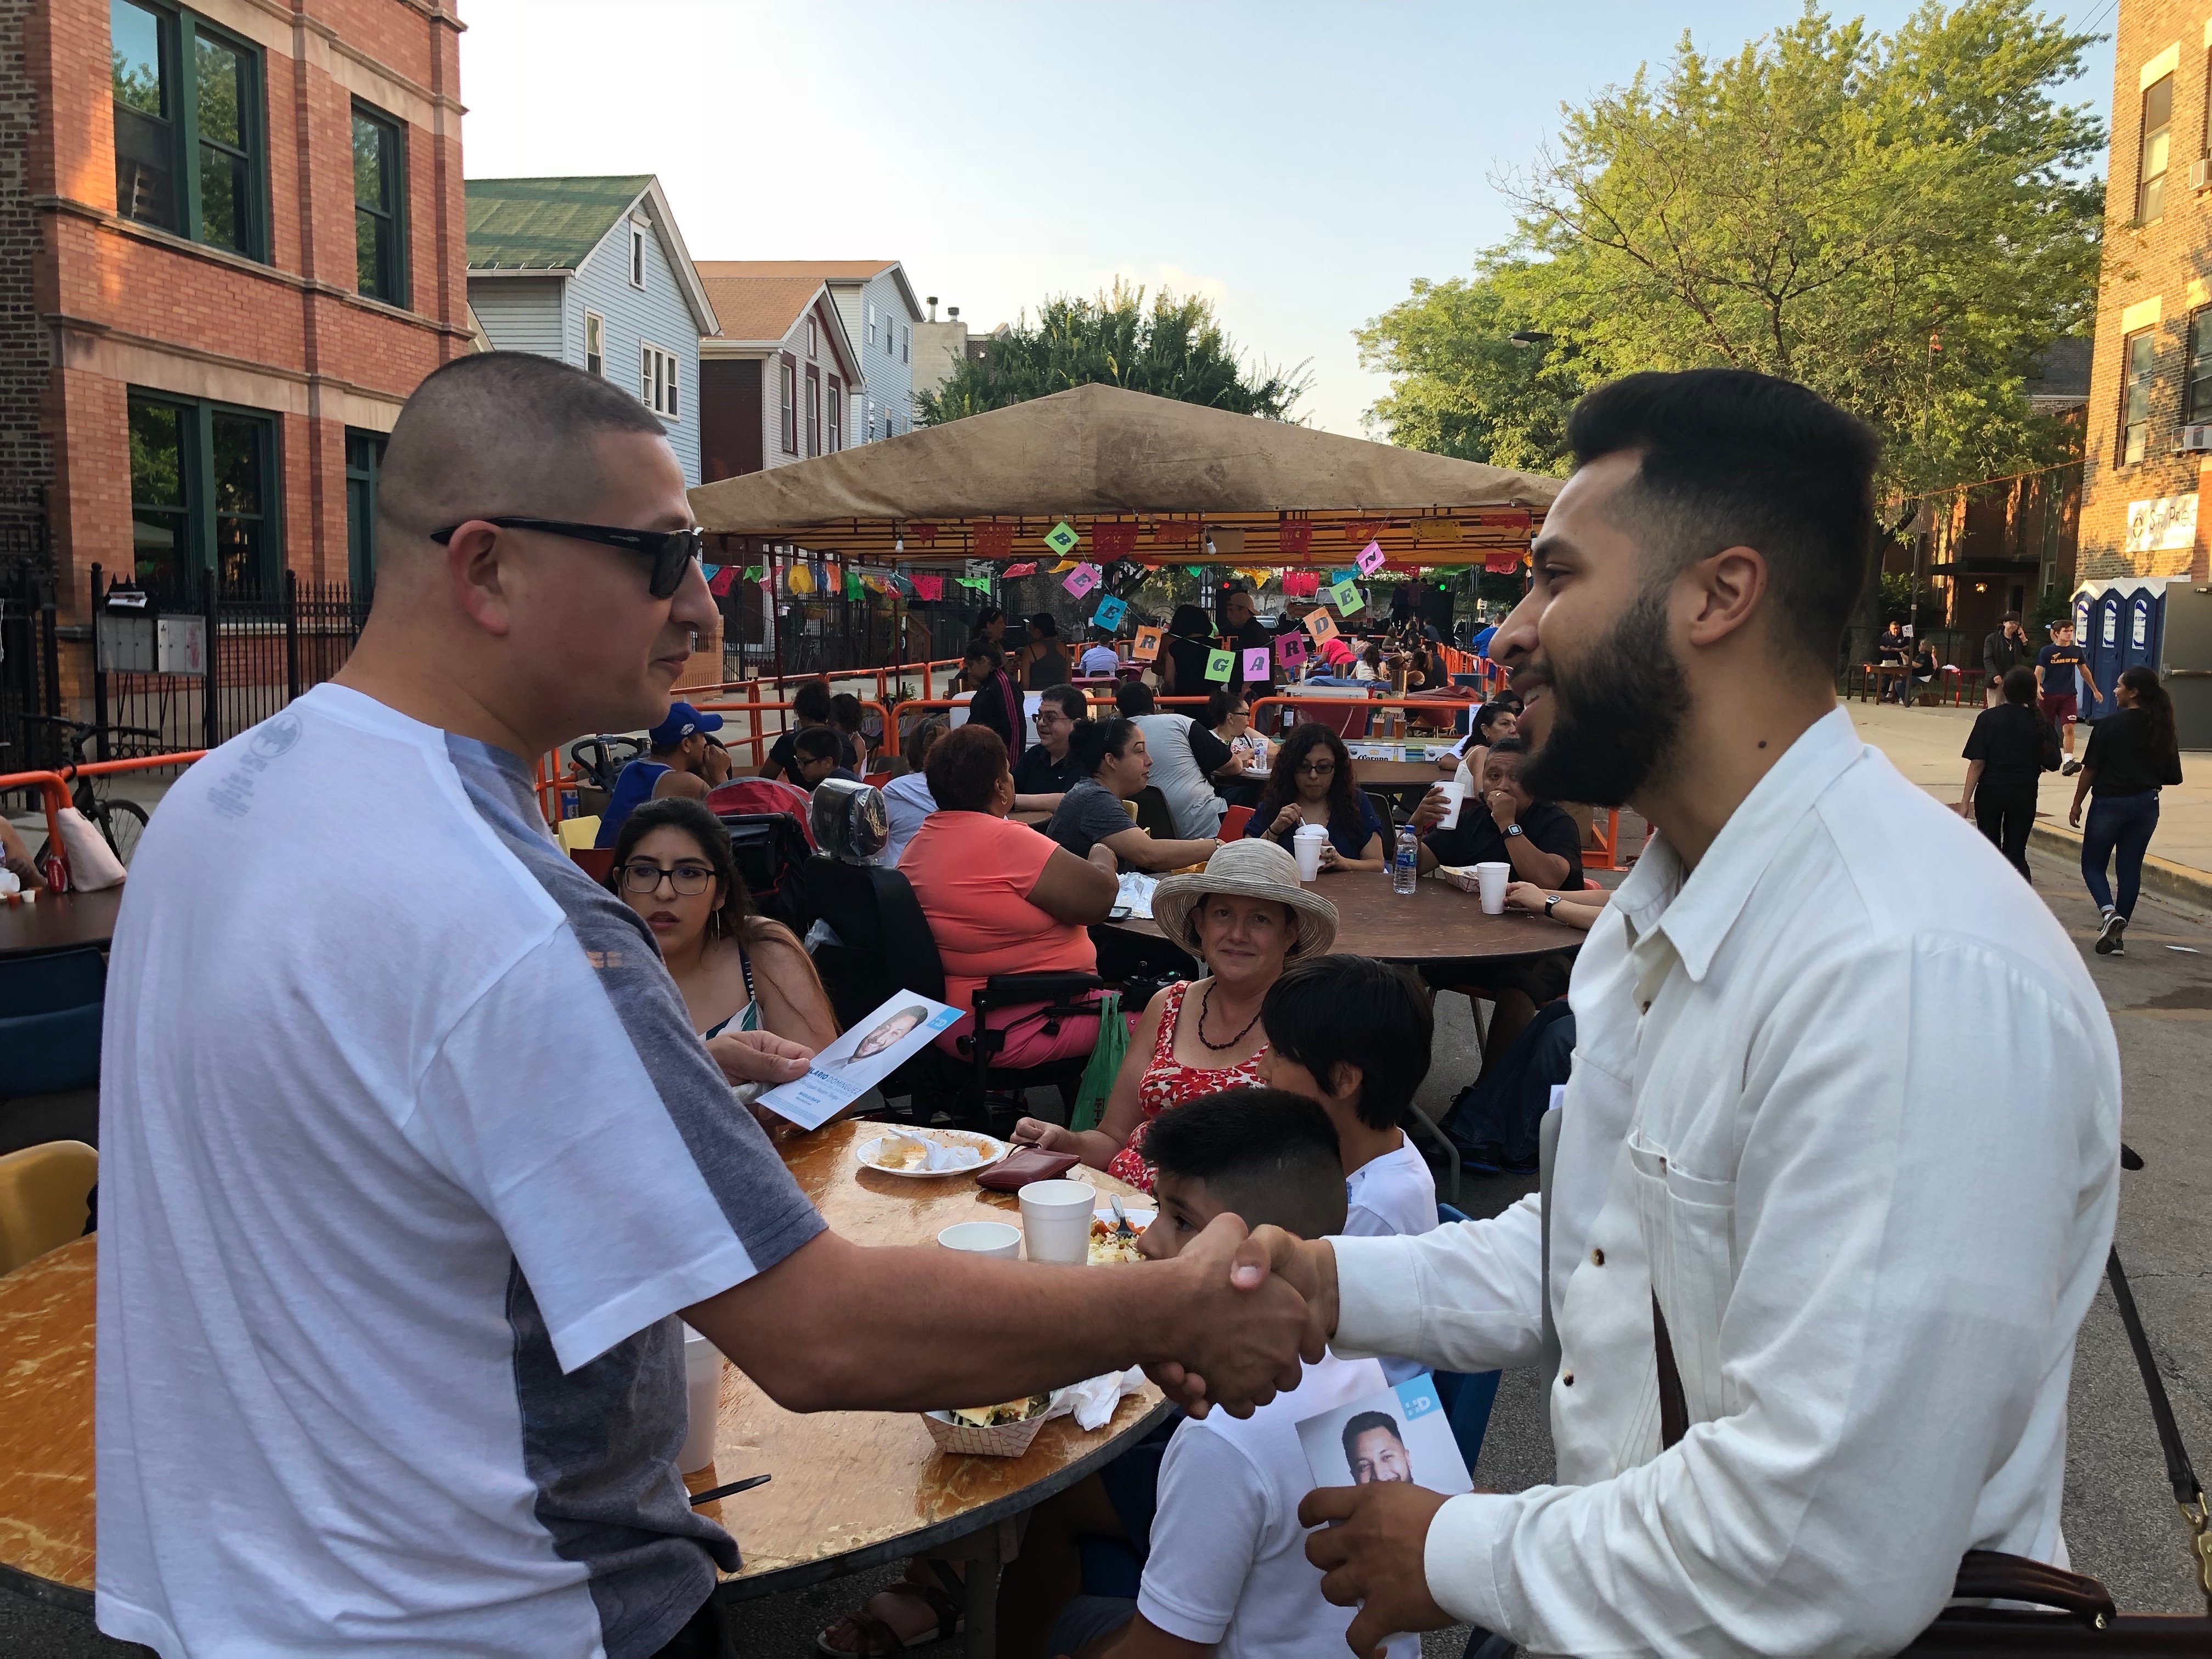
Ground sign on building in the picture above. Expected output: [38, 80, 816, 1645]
[2124, 493, 2198, 554]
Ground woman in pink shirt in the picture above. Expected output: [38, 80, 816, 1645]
[897, 725, 1119, 1066]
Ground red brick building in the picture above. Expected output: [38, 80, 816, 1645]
[9, 0, 470, 705]
[2078, 0, 2212, 584]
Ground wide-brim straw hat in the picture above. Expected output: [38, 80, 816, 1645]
[1150, 839, 1339, 960]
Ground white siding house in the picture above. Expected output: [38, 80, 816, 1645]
[694, 274, 866, 482]
[464, 176, 719, 484]
[693, 261, 921, 443]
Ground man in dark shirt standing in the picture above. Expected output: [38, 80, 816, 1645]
[1981, 612, 2028, 708]
[1222, 585, 1275, 696]
[2035, 620, 2099, 775]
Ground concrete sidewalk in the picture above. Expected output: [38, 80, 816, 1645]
[1848, 700, 2212, 908]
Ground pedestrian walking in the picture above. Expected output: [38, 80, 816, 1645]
[2035, 618, 2098, 773]
[1957, 665, 2057, 878]
[2069, 663, 2184, 956]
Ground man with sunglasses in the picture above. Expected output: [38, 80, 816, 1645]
[94, 352, 1316, 1659]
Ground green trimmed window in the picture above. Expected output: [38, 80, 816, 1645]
[127, 391, 280, 596]
[110, 0, 267, 259]
[352, 103, 407, 303]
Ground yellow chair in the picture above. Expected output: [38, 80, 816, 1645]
[0, 1140, 98, 1276]
[554, 815, 603, 854]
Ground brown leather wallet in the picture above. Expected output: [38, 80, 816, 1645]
[977, 1147, 1081, 1191]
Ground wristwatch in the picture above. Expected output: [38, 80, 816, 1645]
[1504, 822, 1525, 839]
[1544, 894, 1560, 918]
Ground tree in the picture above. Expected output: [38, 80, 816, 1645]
[1361, 1, 2105, 498]
[916, 280, 1308, 425]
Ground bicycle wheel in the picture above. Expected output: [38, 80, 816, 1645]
[94, 798, 150, 866]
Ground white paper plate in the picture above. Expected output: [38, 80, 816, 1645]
[855, 1128, 1008, 1178]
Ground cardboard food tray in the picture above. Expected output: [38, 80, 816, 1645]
[921, 1408, 1051, 1458]
[1435, 864, 1485, 894]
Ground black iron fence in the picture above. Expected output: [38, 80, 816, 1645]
[1, 520, 61, 772]
[88, 564, 365, 758]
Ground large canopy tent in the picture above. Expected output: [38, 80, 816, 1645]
[687, 383, 1560, 573]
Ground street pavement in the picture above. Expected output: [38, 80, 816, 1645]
[5, 824, 2207, 1655]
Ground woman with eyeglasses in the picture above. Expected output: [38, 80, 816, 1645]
[1242, 722, 1386, 872]
[607, 798, 838, 1060]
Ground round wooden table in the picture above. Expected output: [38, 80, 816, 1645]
[0, 1121, 1166, 1650]
[1106, 868, 1582, 972]
[0, 887, 122, 960]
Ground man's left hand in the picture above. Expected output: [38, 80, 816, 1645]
[1299, 1482, 1459, 1659]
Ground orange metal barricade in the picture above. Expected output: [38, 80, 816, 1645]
[0, 752, 207, 883]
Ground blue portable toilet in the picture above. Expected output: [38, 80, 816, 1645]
[2071, 578, 2176, 721]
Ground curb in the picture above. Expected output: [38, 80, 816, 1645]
[2026, 821, 2212, 912]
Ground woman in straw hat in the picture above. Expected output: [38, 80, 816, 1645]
[1010, 840, 1337, 1193]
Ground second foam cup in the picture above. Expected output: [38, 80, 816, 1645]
[1018, 1179, 1096, 1263]
[1292, 823, 1329, 881]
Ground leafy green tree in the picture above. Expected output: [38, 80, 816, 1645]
[916, 280, 1308, 425]
[1361, 1, 2105, 499]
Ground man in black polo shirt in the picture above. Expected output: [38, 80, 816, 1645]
[1408, 737, 1584, 1069]
[1012, 684, 1088, 812]
[1409, 737, 1583, 889]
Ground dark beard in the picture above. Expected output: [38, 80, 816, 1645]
[1520, 583, 1686, 809]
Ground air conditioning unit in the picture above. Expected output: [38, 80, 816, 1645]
[2194, 156, 2210, 191]
[2179, 422, 2212, 453]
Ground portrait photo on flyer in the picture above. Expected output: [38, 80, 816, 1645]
[1295, 1374, 1472, 1498]
[754, 993, 962, 1130]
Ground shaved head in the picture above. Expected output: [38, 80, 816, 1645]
[377, 351, 672, 551]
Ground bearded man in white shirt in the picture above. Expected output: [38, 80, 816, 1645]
[1215, 368, 2121, 1657]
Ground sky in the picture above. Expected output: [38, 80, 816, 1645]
[457, 1, 2119, 438]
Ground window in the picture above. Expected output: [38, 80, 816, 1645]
[345, 429, 386, 592]
[2138, 72, 2174, 221]
[806, 368, 821, 456]
[779, 358, 797, 453]
[807, 317, 819, 359]
[584, 309, 605, 377]
[629, 223, 646, 287]
[867, 303, 877, 347]
[641, 341, 680, 419]
[2121, 329, 2157, 464]
[351, 102, 406, 303]
[110, 1, 265, 257]
[827, 378, 841, 450]
[127, 390, 279, 595]
[901, 324, 910, 364]
[2188, 309, 2212, 424]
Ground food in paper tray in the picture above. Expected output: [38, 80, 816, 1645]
[1087, 1211, 1151, 1265]
[946, 1395, 1051, 1429]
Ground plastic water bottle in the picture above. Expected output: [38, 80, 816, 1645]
[1392, 825, 1418, 895]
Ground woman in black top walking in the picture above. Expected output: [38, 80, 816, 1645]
[2068, 665, 2184, 956]
[1957, 666, 2056, 879]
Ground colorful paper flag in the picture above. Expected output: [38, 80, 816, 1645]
[1092, 522, 1139, 558]
[1184, 566, 1205, 577]
[742, 565, 764, 582]
[1062, 562, 1102, 598]
[1042, 521, 1081, 557]
[1274, 631, 1308, 668]
[1204, 649, 1235, 683]
[787, 565, 816, 595]
[1131, 625, 1164, 662]
[1331, 579, 1365, 614]
[1280, 570, 1320, 599]
[1305, 610, 1341, 645]
[1356, 539, 1386, 577]
[903, 523, 939, 544]
[973, 522, 1016, 558]
[708, 566, 737, 596]
[1278, 517, 1313, 557]
[1241, 647, 1270, 681]
[913, 574, 943, 601]
[956, 575, 993, 591]
[1344, 519, 1385, 543]
[1484, 549, 1524, 574]
[1151, 520, 1203, 545]
[1093, 595, 1128, 629]
[1002, 561, 1038, 578]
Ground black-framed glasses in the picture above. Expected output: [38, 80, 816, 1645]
[618, 860, 715, 896]
[1297, 759, 1337, 775]
[428, 517, 704, 600]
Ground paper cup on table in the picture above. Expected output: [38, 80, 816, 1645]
[679, 1324, 723, 1473]
[1292, 824, 1329, 881]
[938, 1220, 1022, 1259]
[1019, 1180, 1097, 1263]
[1475, 861, 1511, 915]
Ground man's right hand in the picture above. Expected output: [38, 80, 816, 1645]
[707, 1029, 812, 1086]
[1408, 786, 1449, 833]
[1146, 1215, 1318, 1418]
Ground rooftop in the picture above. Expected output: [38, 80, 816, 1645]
[465, 175, 653, 270]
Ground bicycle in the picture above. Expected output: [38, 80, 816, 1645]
[24, 715, 161, 867]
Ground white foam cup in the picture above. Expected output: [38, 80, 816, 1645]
[938, 1220, 1022, 1259]
[1019, 1179, 1097, 1263]
[1475, 861, 1511, 915]
[1292, 823, 1329, 881]
[679, 1323, 723, 1472]
[1435, 781, 1466, 829]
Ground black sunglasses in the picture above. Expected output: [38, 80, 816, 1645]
[428, 517, 704, 600]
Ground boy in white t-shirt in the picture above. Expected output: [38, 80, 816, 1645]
[1046, 1087, 1420, 1659]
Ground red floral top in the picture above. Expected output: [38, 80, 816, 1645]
[1105, 980, 1268, 1193]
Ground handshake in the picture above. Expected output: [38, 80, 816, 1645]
[1140, 1218, 1342, 1418]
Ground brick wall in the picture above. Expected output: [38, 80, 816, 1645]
[2079, 0, 2212, 585]
[0, 0, 50, 526]
[19, 0, 471, 702]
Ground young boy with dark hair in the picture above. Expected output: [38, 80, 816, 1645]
[790, 725, 856, 790]
[1257, 955, 1438, 1240]
[1035, 1089, 1418, 1659]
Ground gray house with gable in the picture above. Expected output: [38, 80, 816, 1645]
[464, 176, 719, 484]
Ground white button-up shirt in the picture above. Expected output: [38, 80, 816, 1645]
[1333, 707, 2119, 1656]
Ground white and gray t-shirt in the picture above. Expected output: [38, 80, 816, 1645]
[94, 684, 825, 1658]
